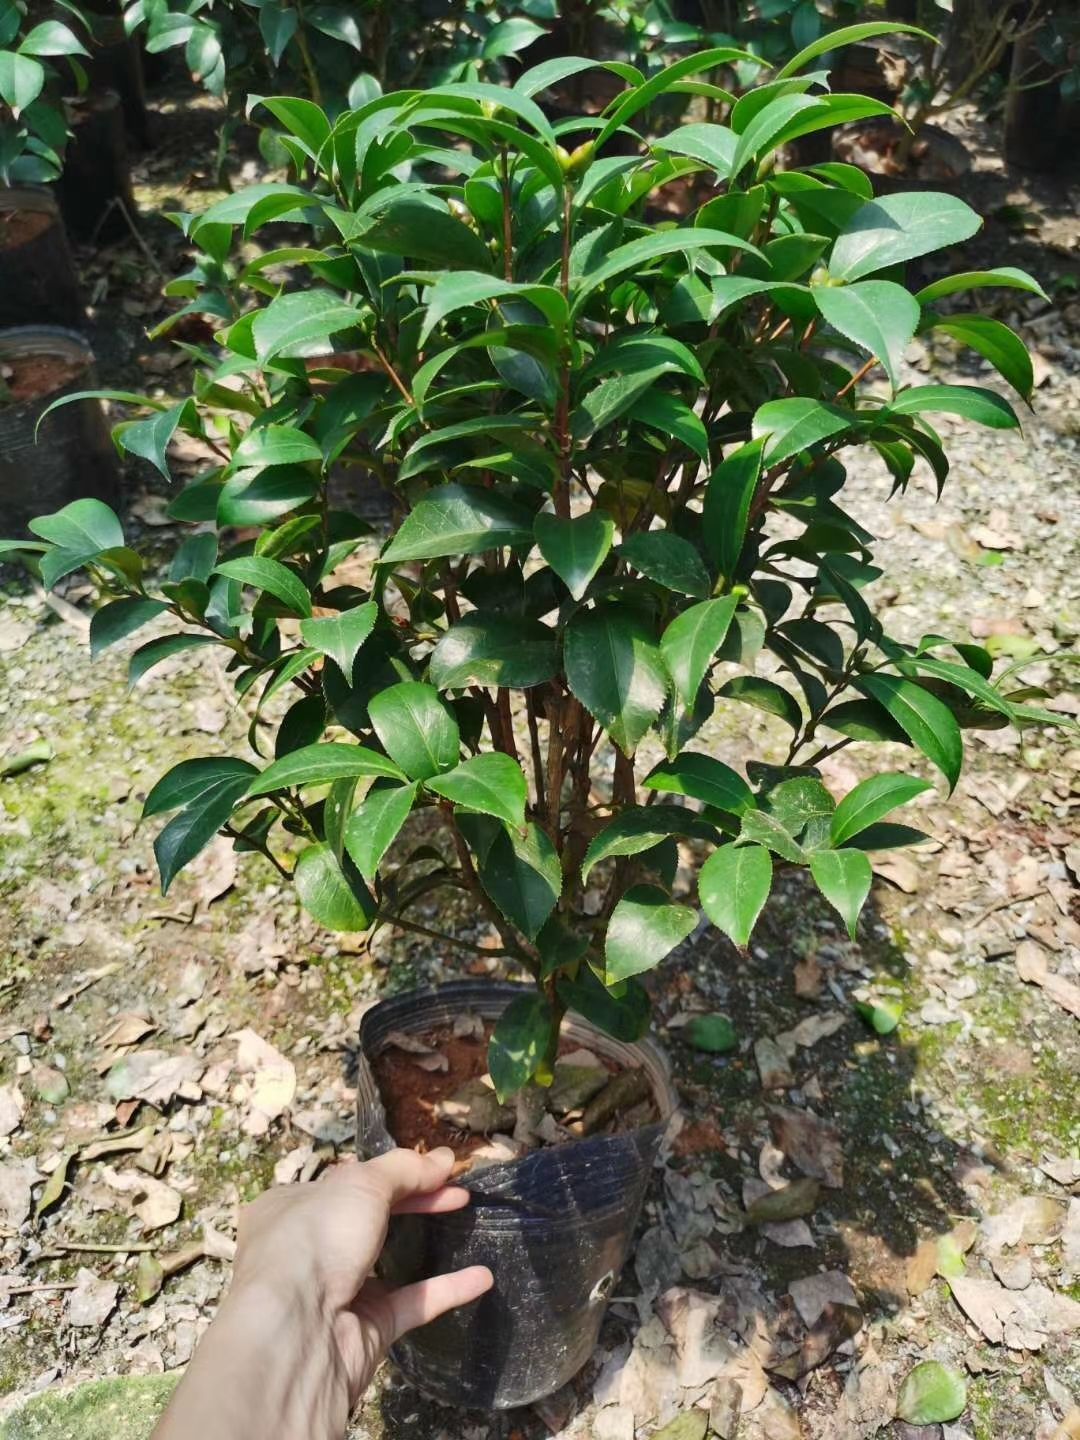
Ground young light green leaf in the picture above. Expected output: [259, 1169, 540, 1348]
[605, 884, 698, 983]
[299, 602, 377, 682]
[381, 484, 534, 563]
[534, 511, 614, 601]
[814, 280, 920, 391]
[699, 843, 772, 947]
[776, 20, 934, 79]
[564, 606, 669, 756]
[214, 557, 312, 617]
[28, 498, 123, 556]
[830, 774, 932, 846]
[896, 1363, 967, 1426]
[488, 992, 553, 1103]
[854, 997, 903, 1034]
[231, 424, 323, 471]
[685, 1013, 737, 1053]
[343, 782, 418, 881]
[661, 596, 737, 708]
[368, 681, 460, 781]
[809, 849, 872, 938]
[426, 753, 527, 831]
[293, 843, 376, 932]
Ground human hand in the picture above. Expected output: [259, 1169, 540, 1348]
[154, 1148, 492, 1440]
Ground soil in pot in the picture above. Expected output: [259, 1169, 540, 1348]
[833, 120, 971, 193]
[0, 327, 120, 535]
[56, 90, 136, 243]
[0, 192, 85, 329]
[372, 1016, 659, 1174]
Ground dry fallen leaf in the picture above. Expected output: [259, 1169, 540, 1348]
[66, 1267, 119, 1328]
[0, 1085, 25, 1137]
[1015, 942, 1080, 1020]
[0, 1157, 39, 1226]
[101, 1166, 183, 1232]
[770, 1107, 844, 1188]
[105, 1051, 203, 1109]
[233, 1028, 296, 1134]
[98, 1012, 157, 1049]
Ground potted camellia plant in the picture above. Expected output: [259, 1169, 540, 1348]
[4, 30, 1062, 1407]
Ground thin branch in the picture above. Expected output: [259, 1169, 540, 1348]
[375, 911, 508, 958]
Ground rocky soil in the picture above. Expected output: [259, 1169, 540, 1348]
[1, 91, 1078, 1440]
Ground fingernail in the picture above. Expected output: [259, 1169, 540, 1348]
[431, 1146, 455, 1164]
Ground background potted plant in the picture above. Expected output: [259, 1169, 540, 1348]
[3, 30, 1064, 1407]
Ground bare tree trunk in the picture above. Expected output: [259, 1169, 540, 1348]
[1004, 19, 1062, 171]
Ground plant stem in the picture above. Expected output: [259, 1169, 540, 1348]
[836, 355, 878, 399]
[375, 911, 507, 958]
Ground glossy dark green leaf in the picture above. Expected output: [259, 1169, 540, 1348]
[620, 531, 710, 598]
[913, 266, 1048, 306]
[661, 596, 737, 707]
[534, 511, 614, 601]
[299, 602, 377, 682]
[582, 804, 717, 882]
[855, 674, 963, 790]
[699, 843, 772, 946]
[830, 192, 982, 283]
[231, 424, 322, 472]
[217, 467, 318, 527]
[739, 810, 807, 864]
[426, 753, 527, 831]
[358, 196, 492, 270]
[382, 484, 534, 563]
[572, 228, 762, 310]
[814, 280, 920, 391]
[924, 314, 1033, 401]
[886, 384, 1019, 429]
[558, 968, 651, 1041]
[214, 557, 312, 616]
[777, 20, 933, 78]
[418, 273, 568, 347]
[147, 759, 256, 894]
[702, 438, 765, 579]
[89, 598, 168, 659]
[718, 675, 802, 731]
[368, 681, 460, 781]
[752, 398, 851, 464]
[809, 849, 872, 939]
[605, 884, 698, 983]
[247, 742, 405, 796]
[830, 773, 932, 846]
[564, 605, 669, 756]
[128, 633, 220, 688]
[144, 757, 257, 819]
[429, 615, 558, 690]
[293, 842, 376, 931]
[343, 781, 418, 881]
[250, 291, 361, 362]
[643, 752, 753, 815]
[488, 992, 553, 1102]
[477, 822, 561, 940]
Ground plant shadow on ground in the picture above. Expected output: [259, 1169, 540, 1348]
[357, 873, 988, 1440]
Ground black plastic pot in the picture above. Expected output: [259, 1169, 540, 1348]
[356, 980, 677, 1411]
[0, 188, 85, 330]
[56, 90, 136, 243]
[0, 327, 120, 536]
[833, 119, 971, 196]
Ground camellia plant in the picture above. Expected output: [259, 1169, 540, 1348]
[0, 0, 90, 184]
[7, 31, 1063, 1099]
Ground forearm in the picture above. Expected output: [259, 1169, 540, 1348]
[154, 1282, 350, 1440]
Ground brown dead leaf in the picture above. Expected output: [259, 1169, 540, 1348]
[66, 1267, 119, 1328]
[101, 1166, 182, 1232]
[232, 1029, 296, 1134]
[906, 1238, 939, 1295]
[871, 854, 920, 893]
[98, 1012, 157, 1049]
[769, 1108, 844, 1188]
[0, 1158, 39, 1225]
[1015, 942, 1080, 1019]
[793, 953, 824, 1000]
[0, 1085, 25, 1137]
[80, 1125, 157, 1161]
[105, 1051, 203, 1109]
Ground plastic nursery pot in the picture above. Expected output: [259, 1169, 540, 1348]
[0, 188, 85, 330]
[0, 327, 120, 536]
[356, 980, 677, 1411]
[56, 90, 137, 244]
[833, 120, 972, 196]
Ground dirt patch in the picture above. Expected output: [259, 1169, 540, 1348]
[0, 208, 53, 251]
[1, 351, 89, 403]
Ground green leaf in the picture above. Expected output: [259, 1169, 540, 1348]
[89, 598, 168, 659]
[128, 634, 219, 688]
[661, 596, 737, 708]
[582, 804, 718, 882]
[426, 753, 527, 831]
[896, 1363, 967, 1426]
[654, 122, 736, 178]
[429, 615, 558, 690]
[718, 675, 802, 731]
[685, 1013, 737, 1053]
[821, 697, 909, 744]
[777, 20, 934, 78]
[28, 498, 123, 556]
[830, 192, 982, 283]
[830, 774, 931, 846]
[0, 50, 44, 114]
[605, 884, 698, 983]
[564, 605, 669, 756]
[534, 511, 614, 601]
[357, 196, 492, 271]
[739, 809, 807, 863]
[644, 753, 753, 816]
[293, 842, 376, 931]
[855, 674, 963, 790]
[18, 20, 90, 56]
[572, 228, 762, 311]
[907, 653, 1014, 718]
[809, 849, 872, 939]
[305, 5, 364, 51]
[368, 681, 460, 781]
[573, 368, 668, 440]
[914, 266, 1049, 307]
[247, 742, 405, 796]
[703, 438, 765, 579]
[854, 997, 902, 1035]
[730, 93, 822, 176]
[488, 992, 553, 1103]
[752, 398, 851, 464]
[418, 273, 568, 348]
[231, 424, 322, 471]
[343, 781, 418, 881]
[634, 391, 709, 461]
[477, 822, 561, 940]
[258, 4, 298, 65]
[250, 291, 361, 362]
[925, 314, 1033, 402]
[581, 333, 706, 388]
[482, 16, 545, 58]
[117, 403, 191, 480]
[214, 557, 312, 617]
[593, 45, 761, 151]
[814, 280, 920, 390]
[382, 484, 534, 563]
[144, 757, 258, 818]
[620, 531, 710, 598]
[699, 843, 772, 945]
[557, 968, 650, 1042]
[217, 468, 318, 527]
[299, 602, 377, 682]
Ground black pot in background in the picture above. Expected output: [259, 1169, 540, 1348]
[0, 189, 85, 330]
[356, 980, 677, 1411]
[833, 119, 972, 196]
[56, 90, 136, 244]
[0, 327, 120, 536]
